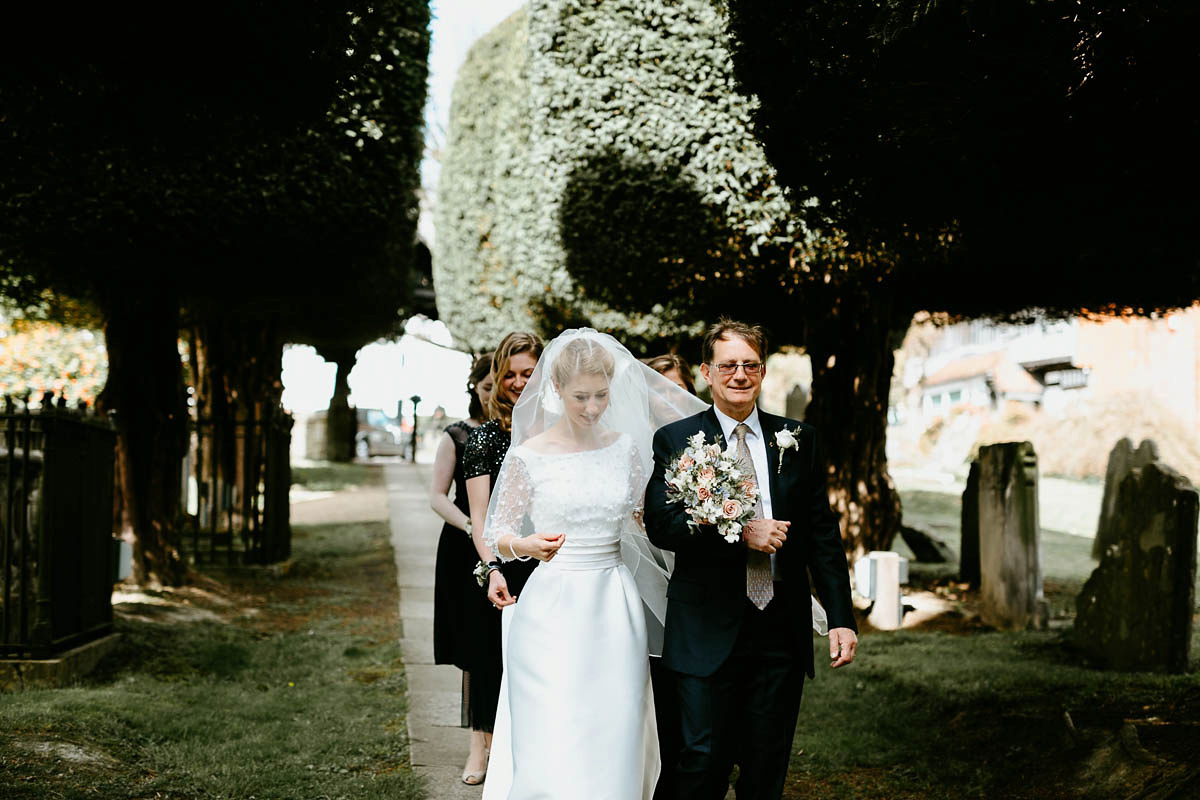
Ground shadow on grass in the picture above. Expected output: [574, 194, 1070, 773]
[789, 628, 1200, 799]
[0, 519, 422, 800]
[787, 486, 1200, 798]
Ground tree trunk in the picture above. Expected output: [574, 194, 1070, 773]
[323, 345, 357, 462]
[802, 291, 905, 562]
[102, 291, 191, 587]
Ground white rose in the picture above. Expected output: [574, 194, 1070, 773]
[775, 428, 798, 450]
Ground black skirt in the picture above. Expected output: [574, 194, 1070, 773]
[432, 522, 536, 732]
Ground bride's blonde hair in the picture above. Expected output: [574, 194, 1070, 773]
[550, 337, 615, 387]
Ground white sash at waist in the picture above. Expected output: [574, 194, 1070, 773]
[540, 541, 623, 571]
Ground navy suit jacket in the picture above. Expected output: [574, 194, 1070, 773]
[644, 407, 857, 678]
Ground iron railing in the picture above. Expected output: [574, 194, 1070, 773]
[180, 404, 292, 566]
[1, 394, 116, 659]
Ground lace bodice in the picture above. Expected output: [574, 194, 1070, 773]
[484, 433, 644, 557]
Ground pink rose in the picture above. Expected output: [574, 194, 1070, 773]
[678, 455, 695, 469]
[722, 499, 742, 519]
[699, 467, 716, 483]
[697, 486, 712, 501]
[741, 479, 756, 494]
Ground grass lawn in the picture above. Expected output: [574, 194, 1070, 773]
[0, 465, 421, 800]
[780, 485, 1200, 799]
[292, 461, 380, 493]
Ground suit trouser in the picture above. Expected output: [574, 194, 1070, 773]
[673, 587, 806, 800]
[650, 655, 682, 800]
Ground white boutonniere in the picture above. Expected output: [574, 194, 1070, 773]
[774, 427, 799, 473]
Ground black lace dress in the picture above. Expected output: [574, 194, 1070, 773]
[459, 419, 538, 733]
[433, 422, 491, 679]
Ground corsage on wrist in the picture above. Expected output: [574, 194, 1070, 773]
[474, 560, 503, 587]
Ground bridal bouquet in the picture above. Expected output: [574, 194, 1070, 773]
[664, 432, 759, 543]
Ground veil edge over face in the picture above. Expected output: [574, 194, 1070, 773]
[483, 329, 709, 655]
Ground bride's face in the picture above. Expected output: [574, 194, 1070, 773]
[559, 372, 610, 428]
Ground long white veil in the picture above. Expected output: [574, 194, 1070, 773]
[482, 328, 707, 655]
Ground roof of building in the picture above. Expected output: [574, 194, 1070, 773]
[923, 351, 1043, 396]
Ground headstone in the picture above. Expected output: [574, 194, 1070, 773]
[977, 442, 1045, 630]
[854, 550, 909, 630]
[899, 524, 954, 563]
[784, 383, 809, 421]
[1075, 461, 1198, 673]
[960, 460, 981, 586]
[1092, 438, 1159, 560]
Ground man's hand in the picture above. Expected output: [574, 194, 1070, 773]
[742, 518, 790, 554]
[829, 627, 857, 668]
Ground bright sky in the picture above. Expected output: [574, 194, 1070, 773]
[283, 2, 521, 420]
[418, 0, 526, 242]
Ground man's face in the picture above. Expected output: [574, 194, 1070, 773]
[700, 334, 765, 418]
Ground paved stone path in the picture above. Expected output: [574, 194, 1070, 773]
[385, 462, 484, 800]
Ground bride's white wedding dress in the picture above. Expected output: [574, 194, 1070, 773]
[482, 433, 659, 800]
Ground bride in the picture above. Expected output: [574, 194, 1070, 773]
[480, 329, 705, 800]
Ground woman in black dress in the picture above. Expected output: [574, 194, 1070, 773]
[462, 332, 544, 784]
[428, 353, 494, 784]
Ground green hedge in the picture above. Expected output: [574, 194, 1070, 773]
[435, 2, 806, 354]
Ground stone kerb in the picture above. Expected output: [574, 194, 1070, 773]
[1092, 437, 1159, 561]
[975, 442, 1046, 630]
[1074, 461, 1198, 674]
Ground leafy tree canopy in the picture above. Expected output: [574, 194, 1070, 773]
[724, 0, 1200, 318]
[1, 0, 431, 332]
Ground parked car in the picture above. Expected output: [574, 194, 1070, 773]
[355, 408, 409, 458]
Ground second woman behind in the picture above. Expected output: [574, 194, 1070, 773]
[460, 332, 544, 787]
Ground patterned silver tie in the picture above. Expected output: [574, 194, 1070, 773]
[734, 423, 774, 610]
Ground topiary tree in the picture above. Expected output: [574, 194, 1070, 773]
[435, 2, 800, 355]
[1, 0, 431, 583]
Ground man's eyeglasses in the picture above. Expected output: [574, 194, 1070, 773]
[711, 361, 764, 376]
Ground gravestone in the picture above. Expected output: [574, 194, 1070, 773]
[1075, 461, 1198, 673]
[784, 383, 809, 421]
[960, 460, 981, 586]
[1092, 438, 1159, 560]
[854, 550, 909, 630]
[976, 442, 1045, 630]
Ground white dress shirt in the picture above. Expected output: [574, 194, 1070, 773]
[712, 405, 782, 578]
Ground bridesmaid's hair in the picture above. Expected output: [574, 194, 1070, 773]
[466, 352, 493, 422]
[701, 318, 767, 364]
[551, 338, 615, 387]
[488, 332, 544, 431]
[642, 353, 697, 395]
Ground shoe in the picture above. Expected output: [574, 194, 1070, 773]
[461, 747, 489, 785]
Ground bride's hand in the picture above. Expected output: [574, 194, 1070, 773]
[517, 533, 566, 562]
[488, 570, 516, 607]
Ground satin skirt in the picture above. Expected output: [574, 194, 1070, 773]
[483, 543, 660, 800]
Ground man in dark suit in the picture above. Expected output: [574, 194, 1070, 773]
[644, 318, 858, 800]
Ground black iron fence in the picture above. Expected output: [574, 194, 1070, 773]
[1, 394, 116, 659]
[180, 405, 292, 566]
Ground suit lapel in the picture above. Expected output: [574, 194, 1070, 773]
[760, 411, 782, 515]
[700, 407, 726, 450]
